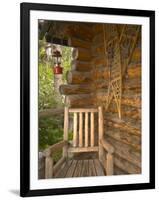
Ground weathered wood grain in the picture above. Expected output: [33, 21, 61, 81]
[71, 60, 91, 72]
[59, 84, 93, 95]
[67, 71, 92, 84]
[72, 48, 92, 61]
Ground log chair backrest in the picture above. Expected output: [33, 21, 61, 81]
[64, 107, 104, 152]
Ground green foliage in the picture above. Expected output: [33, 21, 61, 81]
[61, 46, 72, 82]
[39, 116, 64, 150]
[38, 40, 72, 161]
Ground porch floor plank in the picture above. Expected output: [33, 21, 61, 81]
[54, 159, 105, 178]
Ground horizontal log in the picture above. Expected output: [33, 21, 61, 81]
[92, 32, 104, 44]
[114, 154, 141, 174]
[127, 64, 141, 78]
[92, 54, 108, 66]
[72, 48, 92, 61]
[59, 84, 93, 95]
[71, 60, 91, 71]
[66, 24, 93, 41]
[105, 114, 141, 135]
[93, 68, 110, 80]
[108, 103, 141, 120]
[121, 94, 141, 107]
[105, 136, 141, 168]
[106, 129, 141, 151]
[92, 24, 103, 34]
[95, 75, 140, 91]
[67, 71, 92, 84]
[68, 37, 91, 49]
[123, 78, 141, 90]
[95, 77, 140, 92]
[130, 47, 141, 63]
[96, 92, 141, 108]
[100, 138, 114, 154]
[94, 80, 109, 90]
[66, 94, 94, 108]
[92, 43, 105, 57]
[39, 108, 64, 118]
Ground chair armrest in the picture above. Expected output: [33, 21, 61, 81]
[100, 138, 114, 154]
[43, 140, 68, 157]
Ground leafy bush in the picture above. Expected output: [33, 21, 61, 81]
[38, 40, 72, 162]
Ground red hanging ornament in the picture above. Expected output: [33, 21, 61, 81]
[53, 65, 63, 74]
[52, 50, 63, 75]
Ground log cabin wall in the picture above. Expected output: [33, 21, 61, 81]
[60, 23, 95, 108]
[59, 22, 141, 175]
[91, 23, 141, 175]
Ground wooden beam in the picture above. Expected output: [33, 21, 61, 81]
[59, 84, 93, 95]
[39, 108, 63, 118]
[45, 36, 68, 46]
[68, 37, 91, 49]
[66, 24, 93, 41]
[66, 94, 94, 108]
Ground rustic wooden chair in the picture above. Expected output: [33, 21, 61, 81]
[43, 106, 114, 178]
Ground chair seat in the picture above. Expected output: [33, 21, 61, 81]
[54, 159, 105, 178]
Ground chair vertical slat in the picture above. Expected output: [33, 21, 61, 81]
[85, 112, 89, 147]
[79, 112, 83, 147]
[90, 112, 94, 147]
[73, 113, 78, 147]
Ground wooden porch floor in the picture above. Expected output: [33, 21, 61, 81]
[54, 159, 105, 178]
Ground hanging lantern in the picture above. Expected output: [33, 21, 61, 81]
[45, 43, 53, 61]
[52, 50, 63, 75]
